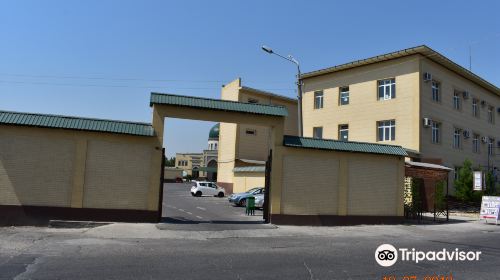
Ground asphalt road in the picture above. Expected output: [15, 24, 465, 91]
[1, 184, 500, 279]
[2, 220, 500, 279]
[159, 183, 270, 231]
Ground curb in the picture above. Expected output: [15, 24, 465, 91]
[49, 220, 112, 228]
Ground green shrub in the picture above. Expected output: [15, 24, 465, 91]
[454, 159, 474, 202]
[434, 180, 446, 211]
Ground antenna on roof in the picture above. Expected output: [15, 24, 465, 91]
[469, 45, 472, 71]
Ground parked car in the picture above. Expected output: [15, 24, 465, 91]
[254, 193, 265, 209]
[228, 187, 264, 206]
[190, 181, 225, 197]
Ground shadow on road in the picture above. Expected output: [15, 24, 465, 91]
[160, 217, 265, 225]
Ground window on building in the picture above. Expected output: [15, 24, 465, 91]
[431, 122, 441, 144]
[339, 86, 349, 105]
[453, 128, 461, 149]
[473, 134, 480, 153]
[314, 91, 324, 109]
[377, 120, 395, 141]
[313, 127, 323, 139]
[214, 143, 218, 150]
[488, 106, 494, 124]
[431, 81, 440, 102]
[472, 99, 479, 117]
[488, 138, 495, 156]
[248, 98, 259, 104]
[338, 124, 349, 141]
[454, 166, 460, 180]
[453, 91, 461, 110]
[245, 129, 257, 135]
[378, 78, 396, 100]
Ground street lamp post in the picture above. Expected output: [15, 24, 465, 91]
[261, 45, 303, 137]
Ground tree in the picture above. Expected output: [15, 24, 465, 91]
[454, 159, 474, 202]
[165, 157, 176, 167]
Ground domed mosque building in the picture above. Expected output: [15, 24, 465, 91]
[200, 123, 219, 181]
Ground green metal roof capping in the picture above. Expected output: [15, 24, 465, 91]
[233, 166, 266, 173]
[283, 135, 408, 157]
[150, 92, 288, 117]
[0, 110, 155, 137]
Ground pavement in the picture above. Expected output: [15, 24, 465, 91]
[1, 183, 500, 279]
[158, 183, 273, 231]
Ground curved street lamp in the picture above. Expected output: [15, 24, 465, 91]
[261, 45, 303, 137]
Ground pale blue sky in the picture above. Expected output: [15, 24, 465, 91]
[1, 0, 499, 157]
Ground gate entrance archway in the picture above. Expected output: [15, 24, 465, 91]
[149, 92, 287, 225]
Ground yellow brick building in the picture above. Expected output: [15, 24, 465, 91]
[217, 78, 298, 193]
[300, 45, 500, 190]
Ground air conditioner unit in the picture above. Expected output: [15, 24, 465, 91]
[481, 136, 488, 143]
[463, 130, 471, 139]
[423, 118, 432, 127]
[423, 72, 432, 82]
[463, 91, 470, 99]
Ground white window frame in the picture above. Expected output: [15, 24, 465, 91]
[431, 81, 440, 102]
[453, 128, 461, 149]
[472, 99, 479, 117]
[488, 106, 494, 124]
[488, 138, 495, 156]
[431, 122, 440, 144]
[313, 127, 323, 139]
[453, 92, 461, 110]
[339, 86, 349, 105]
[338, 124, 349, 141]
[473, 134, 480, 153]
[314, 91, 324, 109]
[377, 120, 395, 141]
[378, 78, 396, 100]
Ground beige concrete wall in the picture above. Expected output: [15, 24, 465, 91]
[164, 168, 182, 180]
[0, 125, 159, 211]
[217, 78, 298, 186]
[347, 157, 400, 215]
[278, 147, 405, 217]
[217, 79, 240, 185]
[419, 58, 500, 182]
[301, 55, 421, 152]
[83, 140, 153, 210]
[0, 128, 75, 207]
[232, 172, 265, 194]
[236, 89, 298, 161]
[282, 154, 339, 215]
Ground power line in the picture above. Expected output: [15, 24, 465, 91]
[0, 79, 296, 92]
[0, 73, 225, 83]
[0, 72, 296, 85]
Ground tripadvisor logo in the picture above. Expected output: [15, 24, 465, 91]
[375, 244, 482, 267]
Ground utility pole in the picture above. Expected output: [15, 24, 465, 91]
[262, 45, 303, 137]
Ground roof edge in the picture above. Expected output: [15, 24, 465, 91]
[0, 110, 152, 126]
[301, 45, 500, 96]
[240, 86, 297, 103]
[283, 135, 408, 157]
[150, 92, 289, 110]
